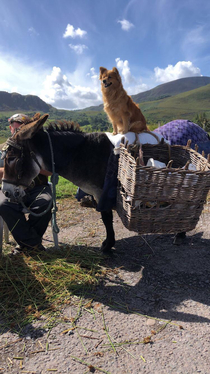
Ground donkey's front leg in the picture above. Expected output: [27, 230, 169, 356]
[100, 210, 115, 253]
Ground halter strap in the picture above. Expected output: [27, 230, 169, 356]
[3, 131, 59, 234]
[20, 131, 59, 234]
[4, 138, 23, 150]
[1, 178, 30, 188]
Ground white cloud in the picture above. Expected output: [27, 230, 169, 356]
[28, 27, 39, 36]
[0, 80, 10, 90]
[63, 24, 87, 38]
[90, 67, 97, 77]
[115, 58, 136, 84]
[43, 66, 71, 89]
[41, 66, 102, 110]
[69, 44, 88, 54]
[0, 54, 101, 110]
[87, 67, 98, 84]
[0, 54, 47, 95]
[128, 83, 149, 95]
[115, 58, 149, 95]
[154, 61, 202, 83]
[117, 19, 134, 31]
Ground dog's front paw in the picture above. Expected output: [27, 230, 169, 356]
[112, 132, 117, 135]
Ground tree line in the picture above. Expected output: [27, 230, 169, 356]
[0, 111, 209, 143]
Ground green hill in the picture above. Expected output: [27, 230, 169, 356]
[84, 76, 210, 111]
[132, 76, 210, 103]
[1, 76, 210, 141]
[140, 83, 210, 122]
[0, 91, 52, 112]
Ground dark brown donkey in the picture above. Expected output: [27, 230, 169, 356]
[1, 114, 116, 253]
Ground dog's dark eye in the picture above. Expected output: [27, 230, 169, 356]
[108, 76, 111, 79]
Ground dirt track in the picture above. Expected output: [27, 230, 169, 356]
[0, 198, 210, 373]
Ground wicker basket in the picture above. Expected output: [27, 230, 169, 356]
[116, 140, 210, 234]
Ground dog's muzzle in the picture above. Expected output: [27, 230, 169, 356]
[103, 80, 112, 88]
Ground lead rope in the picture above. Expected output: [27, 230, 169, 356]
[20, 131, 60, 234]
[45, 130, 60, 235]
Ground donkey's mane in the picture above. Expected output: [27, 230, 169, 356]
[46, 120, 83, 134]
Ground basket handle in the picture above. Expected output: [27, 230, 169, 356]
[134, 131, 161, 146]
[141, 130, 162, 144]
[135, 132, 172, 163]
[167, 160, 173, 168]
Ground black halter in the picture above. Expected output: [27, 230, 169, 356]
[2, 132, 59, 233]
[1, 137, 42, 187]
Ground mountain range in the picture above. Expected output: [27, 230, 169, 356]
[82, 76, 210, 112]
[0, 91, 52, 112]
[0, 76, 210, 123]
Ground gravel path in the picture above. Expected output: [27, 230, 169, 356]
[0, 199, 210, 373]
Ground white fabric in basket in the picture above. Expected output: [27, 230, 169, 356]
[105, 131, 170, 154]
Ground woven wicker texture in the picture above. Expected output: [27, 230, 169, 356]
[117, 141, 210, 234]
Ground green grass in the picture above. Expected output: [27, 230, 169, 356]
[56, 176, 78, 199]
[0, 176, 97, 333]
[0, 135, 7, 143]
[0, 177, 96, 333]
[0, 246, 107, 332]
[141, 84, 210, 122]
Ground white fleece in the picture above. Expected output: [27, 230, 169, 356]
[105, 131, 170, 154]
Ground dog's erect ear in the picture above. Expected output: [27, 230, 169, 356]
[99, 67, 107, 80]
[112, 67, 119, 74]
[112, 67, 121, 82]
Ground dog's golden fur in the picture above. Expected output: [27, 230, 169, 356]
[100, 66, 148, 135]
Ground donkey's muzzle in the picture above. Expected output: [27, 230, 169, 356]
[2, 181, 26, 202]
[4, 191, 11, 198]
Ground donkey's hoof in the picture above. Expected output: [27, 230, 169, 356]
[102, 248, 114, 256]
[100, 239, 115, 254]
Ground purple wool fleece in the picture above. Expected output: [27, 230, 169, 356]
[155, 119, 210, 146]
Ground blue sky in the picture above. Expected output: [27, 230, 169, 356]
[0, 0, 210, 110]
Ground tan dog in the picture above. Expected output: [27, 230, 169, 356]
[99, 66, 148, 135]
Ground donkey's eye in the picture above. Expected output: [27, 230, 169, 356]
[7, 156, 16, 163]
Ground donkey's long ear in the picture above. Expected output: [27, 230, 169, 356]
[14, 114, 49, 142]
[99, 67, 107, 80]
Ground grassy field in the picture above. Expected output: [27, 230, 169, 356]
[141, 84, 210, 123]
[0, 136, 7, 143]
[56, 176, 78, 199]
